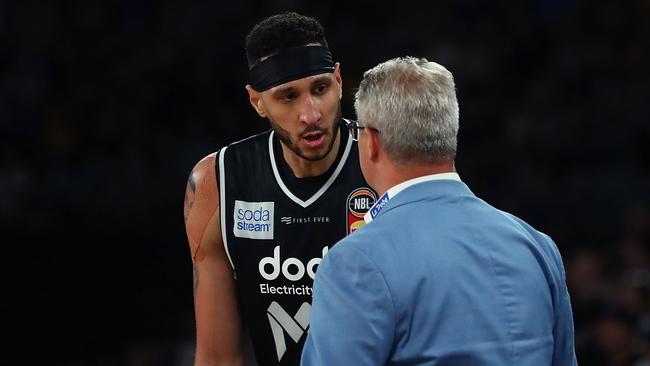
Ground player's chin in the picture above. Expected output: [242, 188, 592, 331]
[299, 141, 332, 161]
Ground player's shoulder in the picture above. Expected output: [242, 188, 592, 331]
[190, 152, 217, 176]
[188, 130, 273, 185]
[190, 129, 271, 171]
[185, 152, 219, 198]
[223, 130, 272, 152]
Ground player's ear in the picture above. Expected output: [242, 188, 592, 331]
[246, 85, 266, 118]
[334, 63, 342, 100]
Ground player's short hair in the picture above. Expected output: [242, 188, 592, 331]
[245, 12, 328, 69]
[354, 57, 459, 164]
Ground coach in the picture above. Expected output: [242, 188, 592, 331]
[301, 57, 578, 365]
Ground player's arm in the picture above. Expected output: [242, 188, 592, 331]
[184, 153, 243, 366]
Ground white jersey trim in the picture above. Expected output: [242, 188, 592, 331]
[218, 146, 236, 271]
[268, 130, 353, 208]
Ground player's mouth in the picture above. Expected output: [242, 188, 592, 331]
[302, 131, 326, 148]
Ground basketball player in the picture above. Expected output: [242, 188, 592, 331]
[183, 12, 376, 366]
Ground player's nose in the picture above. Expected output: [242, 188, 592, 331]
[299, 95, 321, 125]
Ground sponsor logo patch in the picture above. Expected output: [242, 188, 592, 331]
[346, 187, 376, 234]
[370, 192, 390, 219]
[259, 245, 329, 281]
[233, 200, 274, 239]
[280, 216, 331, 225]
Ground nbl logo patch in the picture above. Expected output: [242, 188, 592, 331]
[346, 187, 376, 234]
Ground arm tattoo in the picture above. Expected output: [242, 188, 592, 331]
[193, 262, 199, 297]
[188, 170, 197, 193]
[184, 170, 196, 223]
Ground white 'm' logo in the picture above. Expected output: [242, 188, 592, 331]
[267, 301, 310, 361]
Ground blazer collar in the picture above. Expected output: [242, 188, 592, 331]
[364, 172, 462, 224]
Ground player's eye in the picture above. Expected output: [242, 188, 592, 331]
[281, 92, 298, 102]
[313, 83, 328, 95]
[312, 78, 333, 95]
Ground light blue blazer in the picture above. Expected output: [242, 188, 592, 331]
[301, 179, 577, 365]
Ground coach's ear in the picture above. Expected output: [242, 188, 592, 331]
[366, 127, 381, 164]
[246, 85, 266, 118]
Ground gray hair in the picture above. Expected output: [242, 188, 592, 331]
[354, 56, 459, 164]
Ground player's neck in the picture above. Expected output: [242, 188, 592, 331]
[281, 130, 341, 178]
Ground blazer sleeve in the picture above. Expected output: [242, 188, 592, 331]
[547, 237, 579, 366]
[301, 243, 395, 366]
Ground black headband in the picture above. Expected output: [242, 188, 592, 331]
[249, 46, 335, 92]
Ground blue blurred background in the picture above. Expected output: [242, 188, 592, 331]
[2, 0, 649, 365]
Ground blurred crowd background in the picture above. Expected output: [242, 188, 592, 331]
[2, 0, 649, 365]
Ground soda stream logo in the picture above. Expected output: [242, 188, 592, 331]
[267, 301, 310, 361]
[233, 200, 274, 239]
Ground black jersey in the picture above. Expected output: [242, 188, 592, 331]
[216, 122, 376, 366]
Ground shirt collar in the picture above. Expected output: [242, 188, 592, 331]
[364, 172, 461, 224]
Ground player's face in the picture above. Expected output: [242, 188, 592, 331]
[254, 65, 343, 161]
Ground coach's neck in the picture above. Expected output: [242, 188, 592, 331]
[372, 159, 456, 197]
[362, 129, 455, 196]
